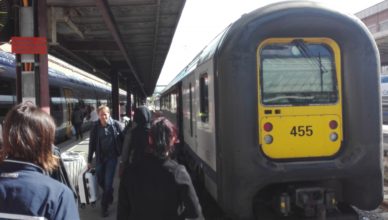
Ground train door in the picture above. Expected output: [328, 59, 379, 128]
[184, 75, 198, 152]
[177, 82, 184, 141]
[257, 38, 343, 159]
[63, 88, 74, 138]
[190, 80, 196, 147]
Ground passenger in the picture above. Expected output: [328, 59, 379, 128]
[88, 105, 123, 217]
[71, 104, 84, 140]
[117, 117, 203, 220]
[89, 105, 99, 122]
[0, 102, 80, 220]
[119, 102, 126, 122]
[119, 106, 151, 177]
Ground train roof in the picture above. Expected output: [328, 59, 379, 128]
[0, 49, 126, 96]
[161, 25, 231, 94]
[160, 0, 366, 95]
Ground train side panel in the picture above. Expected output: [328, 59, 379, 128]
[181, 72, 198, 152]
[0, 50, 122, 144]
[381, 75, 388, 123]
[181, 58, 218, 200]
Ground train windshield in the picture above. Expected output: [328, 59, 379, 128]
[260, 41, 338, 105]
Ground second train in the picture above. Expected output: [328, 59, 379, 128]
[159, 1, 383, 219]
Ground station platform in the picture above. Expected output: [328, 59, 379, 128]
[58, 131, 119, 220]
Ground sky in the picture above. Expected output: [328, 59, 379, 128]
[156, 0, 384, 89]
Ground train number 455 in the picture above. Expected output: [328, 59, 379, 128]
[290, 126, 313, 136]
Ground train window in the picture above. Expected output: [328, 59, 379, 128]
[200, 73, 209, 123]
[0, 78, 16, 123]
[49, 86, 64, 126]
[0, 77, 14, 95]
[259, 40, 338, 105]
[171, 93, 177, 113]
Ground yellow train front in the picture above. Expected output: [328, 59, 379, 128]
[160, 1, 383, 219]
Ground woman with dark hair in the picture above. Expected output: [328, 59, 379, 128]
[117, 117, 203, 220]
[0, 102, 80, 220]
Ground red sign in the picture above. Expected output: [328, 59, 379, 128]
[11, 37, 47, 54]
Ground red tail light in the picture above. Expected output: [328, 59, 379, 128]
[329, 120, 338, 129]
[264, 122, 273, 132]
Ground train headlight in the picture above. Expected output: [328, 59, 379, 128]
[264, 135, 273, 144]
[329, 132, 338, 142]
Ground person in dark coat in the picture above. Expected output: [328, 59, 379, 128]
[0, 102, 80, 220]
[88, 105, 123, 217]
[71, 105, 84, 140]
[117, 117, 203, 220]
[119, 106, 151, 176]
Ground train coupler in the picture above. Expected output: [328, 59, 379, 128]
[294, 187, 337, 218]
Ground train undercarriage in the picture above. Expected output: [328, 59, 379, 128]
[252, 183, 359, 220]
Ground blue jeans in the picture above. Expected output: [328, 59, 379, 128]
[96, 157, 118, 208]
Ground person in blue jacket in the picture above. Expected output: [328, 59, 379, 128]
[0, 102, 80, 220]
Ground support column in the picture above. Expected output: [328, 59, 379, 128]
[111, 71, 119, 120]
[126, 78, 132, 120]
[37, 0, 50, 113]
[15, 0, 49, 114]
[133, 93, 137, 109]
[19, 2, 35, 104]
[14, 1, 22, 104]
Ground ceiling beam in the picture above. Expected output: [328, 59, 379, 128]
[62, 40, 155, 51]
[150, 0, 160, 89]
[95, 61, 126, 69]
[64, 41, 119, 50]
[47, 0, 156, 7]
[96, 0, 147, 96]
[48, 45, 110, 80]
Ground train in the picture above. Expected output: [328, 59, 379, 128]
[159, 1, 383, 219]
[382, 75, 388, 123]
[0, 47, 127, 144]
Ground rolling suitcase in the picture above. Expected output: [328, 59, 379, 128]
[61, 151, 87, 190]
[78, 167, 99, 208]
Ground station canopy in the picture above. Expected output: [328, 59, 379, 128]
[46, 0, 185, 97]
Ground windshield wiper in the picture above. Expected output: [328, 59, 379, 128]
[264, 95, 314, 102]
